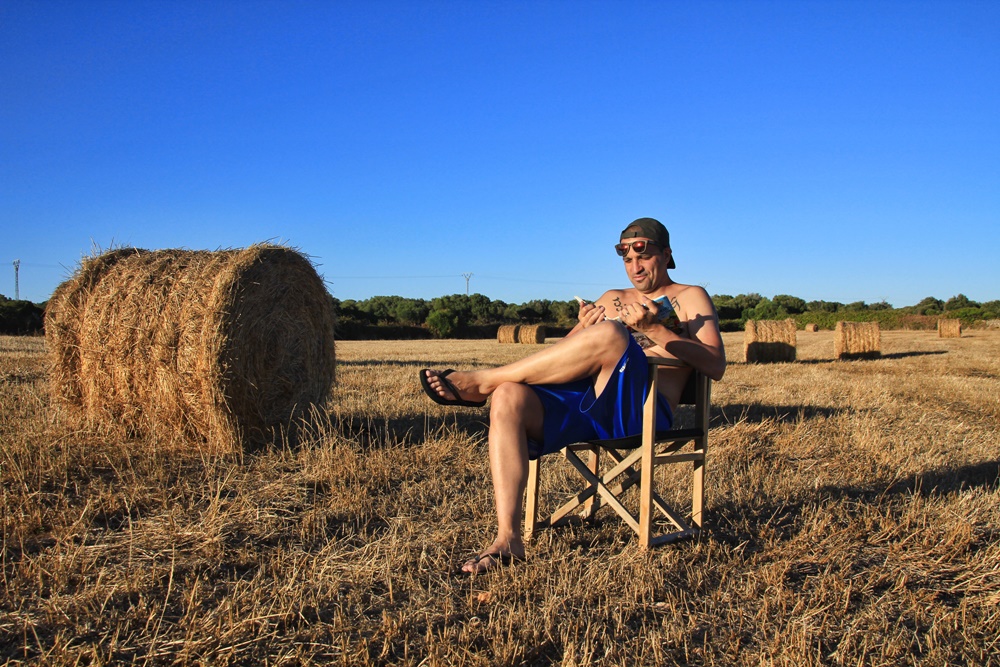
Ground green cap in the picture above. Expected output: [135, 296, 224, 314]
[619, 217, 675, 268]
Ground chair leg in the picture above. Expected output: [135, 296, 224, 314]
[524, 457, 540, 540]
[692, 456, 704, 529]
[691, 375, 710, 531]
[638, 369, 659, 550]
[637, 448, 654, 549]
[581, 446, 600, 521]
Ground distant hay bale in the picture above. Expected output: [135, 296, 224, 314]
[493, 323, 547, 343]
[834, 321, 881, 360]
[517, 324, 547, 344]
[938, 318, 962, 338]
[45, 245, 337, 450]
[987, 319, 1000, 330]
[497, 324, 520, 344]
[744, 319, 796, 363]
[804, 323, 819, 332]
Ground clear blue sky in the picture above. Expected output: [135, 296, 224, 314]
[2, 0, 998, 307]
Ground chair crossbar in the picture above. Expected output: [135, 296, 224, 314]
[573, 427, 704, 450]
[564, 447, 642, 533]
[600, 453, 695, 533]
[543, 439, 703, 535]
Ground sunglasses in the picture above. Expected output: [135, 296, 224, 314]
[615, 239, 662, 257]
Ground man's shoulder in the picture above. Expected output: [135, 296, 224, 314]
[670, 282, 710, 301]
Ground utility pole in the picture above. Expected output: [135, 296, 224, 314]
[12, 260, 19, 301]
[462, 272, 473, 296]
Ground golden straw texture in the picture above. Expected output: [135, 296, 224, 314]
[517, 324, 547, 344]
[744, 319, 797, 363]
[938, 318, 962, 338]
[834, 321, 881, 360]
[496, 324, 520, 344]
[45, 245, 336, 450]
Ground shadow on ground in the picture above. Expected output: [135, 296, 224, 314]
[709, 403, 846, 425]
[706, 458, 1000, 552]
[327, 411, 489, 450]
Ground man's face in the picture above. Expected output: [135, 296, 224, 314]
[619, 237, 671, 292]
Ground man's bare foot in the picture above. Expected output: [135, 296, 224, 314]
[460, 539, 526, 574]
[420, 369, 489, 407]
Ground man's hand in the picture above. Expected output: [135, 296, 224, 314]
[577, 299, 606, 328]
[619, 296, 659, 332]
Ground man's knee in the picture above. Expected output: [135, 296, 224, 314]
[490, 382, 544, 441]
[592, 320, 630, 357]
[490, 382, 534, 418]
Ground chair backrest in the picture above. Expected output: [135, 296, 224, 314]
[648, 357, 710, 438]
[649, 356, 701, 403]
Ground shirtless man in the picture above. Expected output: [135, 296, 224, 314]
[420, 217, 726, 574]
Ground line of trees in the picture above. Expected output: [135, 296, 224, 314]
[2, 292, 998, 338]
[712, 292, 999, 319]
[712, 293, 1000, 331]
[334, 292, 1000, 338]
[334, 294, 581, 338]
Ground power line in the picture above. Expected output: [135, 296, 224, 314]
[327, 274, 462, 279]
[325, 272, 613, 288]
[476, 274, 612, 287]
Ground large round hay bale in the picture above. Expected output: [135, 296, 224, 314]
[804, 323, 819, 332]
[45, 245, 336, 450]
[517, 324, 547, 344]
[497, 324, 520, 344]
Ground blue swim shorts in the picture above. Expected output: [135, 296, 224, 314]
[526, 335, 674, 460]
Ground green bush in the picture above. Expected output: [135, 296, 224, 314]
[909, 297, 945, 316]
[772, 294, 807, 314]
[426, 308, 460, 338]
[806, 300, 843, 313]
[713, 293, 762, 320]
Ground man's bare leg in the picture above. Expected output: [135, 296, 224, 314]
[452, 323, 631, 574]
[461, 382, 544, 574]
[424, 321, 630, 405]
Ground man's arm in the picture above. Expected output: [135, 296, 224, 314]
[622, 286, 726, 381]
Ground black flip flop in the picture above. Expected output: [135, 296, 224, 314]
[462, 551, 525, 574]
[419, 369, 487, 408]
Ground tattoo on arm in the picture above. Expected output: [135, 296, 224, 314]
[670, 296, 686, 334]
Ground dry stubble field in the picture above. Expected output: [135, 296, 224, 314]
[1, 330, 998, 666]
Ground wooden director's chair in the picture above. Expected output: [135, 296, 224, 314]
[524, 358, 711, 549]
